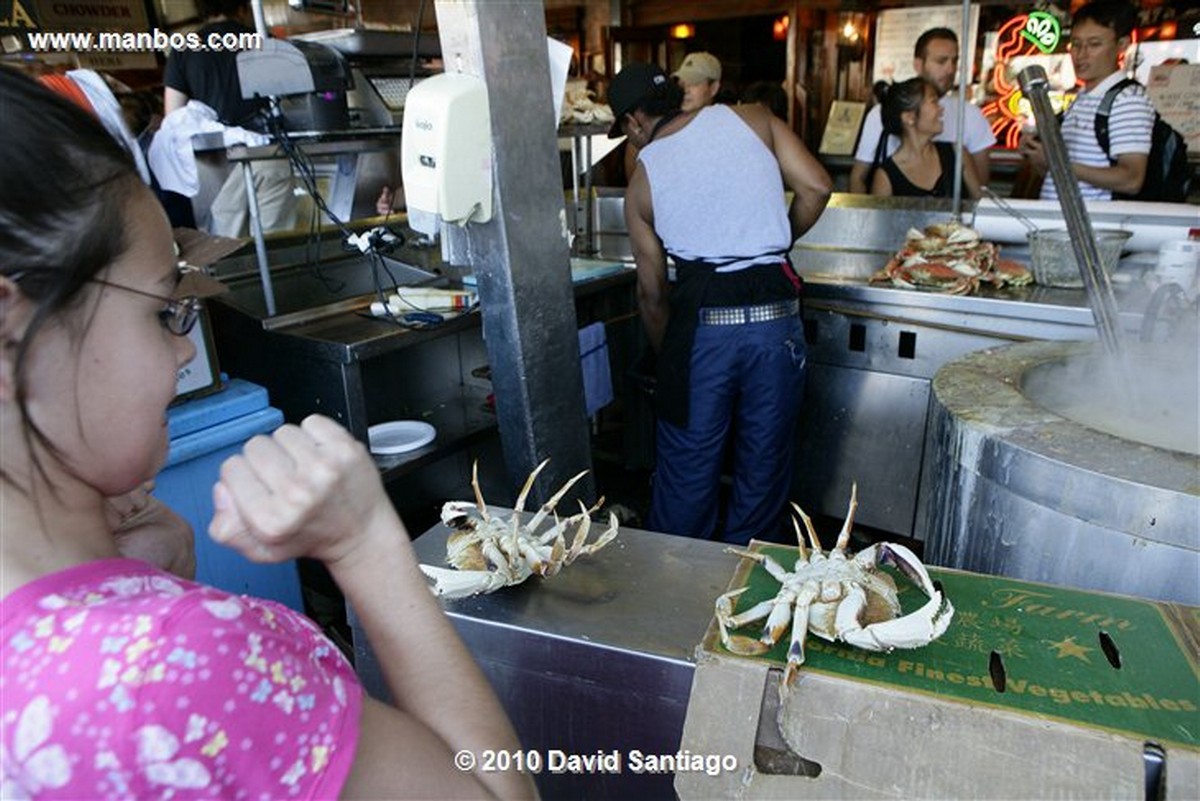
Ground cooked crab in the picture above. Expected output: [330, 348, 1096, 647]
[715, 484, 954, 692]
[420, 459, 619, 598]
[876, 222, 1028, 294]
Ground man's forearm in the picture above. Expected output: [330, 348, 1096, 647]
[790, 191, 831, 241]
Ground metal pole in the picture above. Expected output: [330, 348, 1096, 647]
[951, 0, 970, 220]
[249, 0, 268, 40]
[241, 160, 277, 317]
[245, 0, 275, 316]
[1018, 65, 1124, 356]
[434, 0, 595, 506]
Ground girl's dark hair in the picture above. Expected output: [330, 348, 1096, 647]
[0, 66, 140, 484]
[879, 77, 932, 136]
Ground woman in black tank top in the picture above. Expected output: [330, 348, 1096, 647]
[869, 77, 982, 199]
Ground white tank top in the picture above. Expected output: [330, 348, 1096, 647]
[637, 104, 791, 272]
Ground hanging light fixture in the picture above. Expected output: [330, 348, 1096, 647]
[669, 23, 695, 40]
[838, 13, 863, 46]
[772, 15, 790, 42]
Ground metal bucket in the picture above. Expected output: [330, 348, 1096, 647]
[918, 340, 1199, 606]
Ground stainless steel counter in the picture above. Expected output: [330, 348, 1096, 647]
[351, 516, 736, 800]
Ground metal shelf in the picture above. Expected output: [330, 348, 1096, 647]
[373, 385, 497, 482]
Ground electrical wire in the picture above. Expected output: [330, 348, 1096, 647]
[380, 0, 428, 226]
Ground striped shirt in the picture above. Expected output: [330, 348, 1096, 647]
[1041, 70, 1154, 201]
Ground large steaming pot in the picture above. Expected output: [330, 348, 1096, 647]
[918, 340, 1199, 606]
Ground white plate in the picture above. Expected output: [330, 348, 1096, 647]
[368, 421, 436, 455]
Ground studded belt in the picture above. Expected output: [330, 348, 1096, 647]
[697, 299, 799, 326]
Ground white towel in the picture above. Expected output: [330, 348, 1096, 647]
[578, 322, 613, 417]
[147, 100, 268, 197]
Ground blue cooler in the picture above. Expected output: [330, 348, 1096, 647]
[153, 378, 304, 611]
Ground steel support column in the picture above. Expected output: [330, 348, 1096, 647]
[434, 0, 595, 504]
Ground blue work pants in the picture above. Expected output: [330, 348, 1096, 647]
[647, 314, 806, 544]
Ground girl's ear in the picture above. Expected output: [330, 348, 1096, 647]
[0, 275, 30, 402]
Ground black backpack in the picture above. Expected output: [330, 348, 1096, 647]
[1095, 78, 1191, 203]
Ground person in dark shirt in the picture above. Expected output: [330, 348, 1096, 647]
[161, 0, 295, 237]
[870, 77, 981, 199]
[163, 0, 265, 130]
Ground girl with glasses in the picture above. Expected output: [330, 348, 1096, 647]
[0, 68, 534, 801]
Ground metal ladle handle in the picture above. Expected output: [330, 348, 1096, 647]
[1018, 65, 1124, 358]
[981, 186, 1038, 234]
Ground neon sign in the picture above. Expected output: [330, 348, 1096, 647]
[982, 12, 1067, 149]
[1021, 11, 1061, 54]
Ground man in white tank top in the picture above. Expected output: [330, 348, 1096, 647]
[611, 62, 832, 544]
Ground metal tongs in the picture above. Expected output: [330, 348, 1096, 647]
[981, 186, 1038, 235]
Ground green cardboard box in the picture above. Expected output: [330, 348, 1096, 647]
[676, 542, 1200, 799]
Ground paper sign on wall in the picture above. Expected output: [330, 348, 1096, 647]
[872, 5, 981, 86]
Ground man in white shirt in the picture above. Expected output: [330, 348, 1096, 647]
[849, 27, 995, 193]
[1019, 1, 1153, 201]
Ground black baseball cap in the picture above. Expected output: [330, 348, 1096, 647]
[607, 62, 670, 138]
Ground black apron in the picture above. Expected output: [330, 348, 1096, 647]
[654, 252, 801, 428]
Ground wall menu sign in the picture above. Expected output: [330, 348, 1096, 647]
[31, 0, 150, 31]
[1148, 62, 1200, 154]
[1, 0, 40, 31]
[19, 0, 157, 67]
[872, 5, 982, 86]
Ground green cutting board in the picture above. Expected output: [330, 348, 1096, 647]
[703, 542, 1200, 751]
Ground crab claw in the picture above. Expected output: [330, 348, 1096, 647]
[867, 542, 940, 599]
[840, 590, 955, 652]
[420, 564, 512, 599]
[441, 501, 478, 530]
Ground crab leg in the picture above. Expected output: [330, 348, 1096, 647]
[513, 459, 551, 513]
[791, 503, 823, 557]
[832, 482, 858, 555]
[525, 469, 590, 532]
[566, 509, 618, 563]
[760, 588, 797, 648]
[715, 587, 775, 656]
[788, 504, 810, 563]
[470, 459, 490, 521]
[783, 584, 819, 689]
[516, 538, 550, 576]
[724, 548, 791, 584]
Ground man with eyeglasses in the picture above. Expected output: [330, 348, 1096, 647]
[1019, 0, 1153, 201]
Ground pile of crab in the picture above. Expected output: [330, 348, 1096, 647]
[871, 221, 1032, 295]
